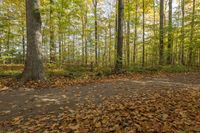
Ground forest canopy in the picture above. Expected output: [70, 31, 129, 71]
[0, 0, 200, 79]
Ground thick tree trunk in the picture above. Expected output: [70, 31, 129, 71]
[23, 0, 45, 80]
[188, 0, 195, 66]
[115, 0, 124, 72]
[167, 0, 173, 64]
[159, 0, 164, 65]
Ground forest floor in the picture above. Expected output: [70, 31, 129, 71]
[0, 73, 200, 132]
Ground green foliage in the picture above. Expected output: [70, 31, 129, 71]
[0, 0, 200, 74]
[129, 65, 200, 73]
[0, 70, 21, 77]
[161, 65, 200, 73]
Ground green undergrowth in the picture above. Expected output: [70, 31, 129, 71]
[129, 65, 200, 73]
[0, 70, 22, 77]
[0, 64, 199, 78]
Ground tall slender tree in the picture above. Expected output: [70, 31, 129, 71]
[115, 0, 124, 72]
[93, 0, 98, 65]
[188, 0, 196, 66]
[159, 0, 164, 65]
[49, 0, 56, 63]
[126, 0, 130, 66]
[133, 0, 138, 64]
[142, 0, 145, 66]
[167, 0, 173, 64]
[23, 0, 44, 80]
[180, 0, 185, 65]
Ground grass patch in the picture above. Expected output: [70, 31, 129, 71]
[129, 65, 200, 73]
[161, 65, 200, 73]
[0, 64, 199, 78]
[0, 70, 22, 77]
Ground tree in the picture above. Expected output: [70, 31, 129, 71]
[0, 0, 199, 69]
[49, 0, 56, 63]
[93, 0, 98, 65]
[142, 0, 145, 66]
[167, 0, 173, 64]
[115, 0, 124, 72]
[159, 0, 164, 65]
[126, 0, 130, 67]
[133, 0, 138, 64]
[180, 0, 185, 65]
[23, 0, 45, 80]
[188, 0, 196, 66]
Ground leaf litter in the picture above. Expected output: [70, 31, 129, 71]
[0, 73, 200, 132]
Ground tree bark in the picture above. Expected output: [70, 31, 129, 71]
[133, 0, 138, 64]
[114, 0, 118, 65]
[109, 21, 112, 66]
[180, 0, 185, 65]
[84, 0, 88, 65]
[126, 0, 130, 67]
[23, 0, 45, 80]
[49, 0, 56, 63]
[22, 29, 25, 64]
[142, 0, 145, 66]
[93, 0, 98, 65]
[188, 0, 195, 66]
[81, 16, 85, 65]
[115, 0, 124, 72]
[159, 0, 164, 65]
[167, 0, 173, 64]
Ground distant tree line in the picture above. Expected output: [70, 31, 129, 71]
[0, 0, 199, 80]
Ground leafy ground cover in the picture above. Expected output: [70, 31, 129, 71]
[0, 73, 199, 132]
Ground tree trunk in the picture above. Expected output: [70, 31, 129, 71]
[159, 0, 164, 65]
[49, 0, 56, 63]
[58, 0, 63, 65]
[142, 0, 145, 66]
[103, 29, 107, 66]
[6, 26, 10, 64]
[153, 0, 157, 66]
[109, 21, 112, 66]
[81, 16, 85, 65]
[115, 0, 124, 72]
[180, 0, 185, 65]
[23, 0, 45, 80]
[167, 0, 173, 64]
[126, 0, 130, 67]
[188, 0, 195, 66]
[115, 0, 118, 65]
[133, 0, 138, 64]
[93, 0, 98, 65]
[22, 29, 25, 64]
[84, 0, 88, 65]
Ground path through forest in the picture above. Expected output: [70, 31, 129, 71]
[0, 73, 200, 132]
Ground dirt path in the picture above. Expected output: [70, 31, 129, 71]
[0, 73, 200, 133]
[0, 73, 199, 121]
